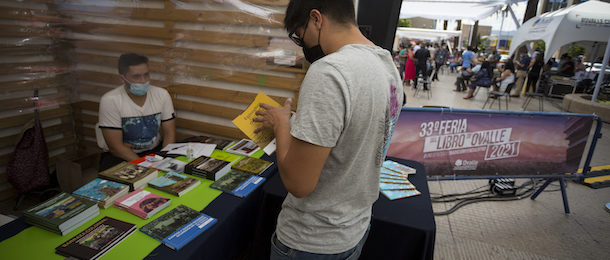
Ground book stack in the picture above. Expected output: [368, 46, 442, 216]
[231, 157, 273, 176]
[98, 162, 159, 191]
[55, 217, 136, 260]
[24, 193, 99, 235]
[184, 156, 232, 180]
[210, 170, 265, 198]
[148, 172, 201, 197]
[73, 178, 129, 209]
[140, 205, 217, 251]
[379, 160, 421, 200]
[114, 189, 171, 219]
[150, 157, 188, 173]
[224, 139, 261, 157]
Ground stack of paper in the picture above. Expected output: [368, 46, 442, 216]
[379, 160, 421, 200]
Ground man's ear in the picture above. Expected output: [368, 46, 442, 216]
[310, 9, 323, 30]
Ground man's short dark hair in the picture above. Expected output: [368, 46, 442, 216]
[284, 0, 356, 33]
[118, 53, 149, 75]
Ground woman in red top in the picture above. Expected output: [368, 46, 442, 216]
[404, 43, 416, 86]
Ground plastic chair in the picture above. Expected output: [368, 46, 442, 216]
[482, 83, 515, 110]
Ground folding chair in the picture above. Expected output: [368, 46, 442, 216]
[482, 83, 515, 110]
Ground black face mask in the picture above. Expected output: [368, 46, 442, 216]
[303, 28, 325, 63]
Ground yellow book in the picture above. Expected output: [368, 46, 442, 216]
[232, 92, 281, 155]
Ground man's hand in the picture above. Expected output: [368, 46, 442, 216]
[253, 98, 292, 134]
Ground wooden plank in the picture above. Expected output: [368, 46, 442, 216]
[72, 40, 169, 58]
[0, 105, 71, 129]
[0, 45, 64, 56]
[174, 29, 271, 48]
[175, 131, 191, 141]
[0, 7, 63, 22]
[0, 75, 67, 93]
[168, 84, 288, 105]
[173, 98, 243, 120]
[54, 4, 284, 27]
[0, 123, 73, 150]
[0, 26, 53, 38]
[74, 53, 167, 73]
[0, 92, 70, 113]
[0, 61, 65, 75]
[72, 100, 100, 112]
[75, 126, 96, 139]
[74, 112, 98, 125]
[178, 0, 289, 6]
[176, 118, 245, 140]
[75, 83, 114, 97]
[78, 140, 102, 154]
[69, 23, 173, 40]
[76, 70, 166, 87]
[176, 64, 301, 91]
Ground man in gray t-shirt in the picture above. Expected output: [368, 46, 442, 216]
[255, 0, 403, 258]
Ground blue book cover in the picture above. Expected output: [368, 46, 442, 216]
[210, 170, 265, 198]
[73, 178, 128, 202]
[162, 213, 217, 250]
[380, 189, 421, 200]
[382, 160, 417, 175]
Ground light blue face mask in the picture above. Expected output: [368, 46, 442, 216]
[123, 76, 150, 96]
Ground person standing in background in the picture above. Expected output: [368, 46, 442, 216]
[512, 49, 531, 97]
[432, 43, 447, 81]
[404, 43, 416, 87]
[525, 52, 544, 93]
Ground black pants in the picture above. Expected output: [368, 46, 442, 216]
[414, 65, 429, 90]
[525, 75, 539, 92]
[432, 63, 442, 81]
[98, 143, 163, 172]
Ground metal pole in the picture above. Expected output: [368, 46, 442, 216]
[591, 35, 610, 102]
[507, 4, 534, 55]
[497, 10, 505, 51]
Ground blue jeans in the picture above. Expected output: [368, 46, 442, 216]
[270, 227, 370, 260]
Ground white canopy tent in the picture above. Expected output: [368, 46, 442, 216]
[399, 0, 525, 21]
[395, 27, 462, 41]
[508, 0, 610, 101]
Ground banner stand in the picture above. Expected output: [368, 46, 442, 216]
[389, 107, 603, 214]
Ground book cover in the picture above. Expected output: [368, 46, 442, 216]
[225, 139, 261, 157]
[130, 154, 164, 168]
[231, 157, 273, 176]
[98, 162, 158, 190]
[114, 189, 171, 219]
[184, 156, 231, 180]
[152, 158, 188, 173]
[382, 160, 417, 175]
[203, 137, 233, 150]
[140, 205, 217, 251]
[55, 217, 136, 260]
[210, 170, 265, 198]
[231, 92, 280, 155]
[380, 167, 409, 178]
[379, 182, 416, 190]
[380, 189, 421, 200]
[148, 172, 201, 197]
[73, 178, 129, 207]
[24, 193, 98, 231]
[380, 177, 412, 184]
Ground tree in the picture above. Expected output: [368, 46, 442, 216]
[397, 18, 411, 27]
[567, 45, 585, 58]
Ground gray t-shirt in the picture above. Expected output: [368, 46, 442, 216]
[276, 44, 404, 254]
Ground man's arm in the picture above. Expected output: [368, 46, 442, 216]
[101, 128, 140, 161]
[161, 119, 176, 148]
[254, 99, 330, 198]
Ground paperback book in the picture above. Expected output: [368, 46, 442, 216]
[210, 170, 265, 198]
[231, 92, 280, 155]
[380, 189, 421, 200]
[181, 135, 234, 150]
[379, 181, 416, 190]
[114, 189, 171, 219]
[73, 178, 129, 208]
[184, 156, 232, 180]
[148, 171, 201, 197]
[382, 160, 417, 175]
[24, 192, 99, 235]
[151, 157, 188, 173]
[98, 162, 159, 191]
[224, 139, 261, 157]
[231, 157, 273, 176]
[55, 217, 136, 260]
[140, 205, 217, 251]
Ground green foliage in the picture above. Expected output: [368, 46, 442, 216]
[567, 45, 585, 57]
[397, 18, 411, 28]
[535, 41, 545, 52]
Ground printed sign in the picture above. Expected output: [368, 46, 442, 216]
[387, 109, 593, 176]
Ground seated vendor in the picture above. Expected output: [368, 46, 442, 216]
[98, 53, 176, 171]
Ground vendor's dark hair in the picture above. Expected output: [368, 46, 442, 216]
[284, 0, 356, 33]
[504, 60, 515, 73]
[118, 53, 148, 75]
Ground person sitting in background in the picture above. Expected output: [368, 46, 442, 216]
[463, 60, 493, 99]
[449, 51, 462, 73]
[525, 52, 544, 93]
[494, 61, 515, 92]
[556, 54, 575, 77]
[98, 53, 176, 171]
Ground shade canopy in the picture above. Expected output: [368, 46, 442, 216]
[508, 0, 610, 61]
[399, 0, 524, 21]
[396, 27, 462, 41]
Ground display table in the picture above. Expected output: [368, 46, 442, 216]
[251, 157, 436, 260]
[0, 151, 277, 260]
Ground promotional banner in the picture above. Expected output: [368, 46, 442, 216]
[387, 109, 594, 177]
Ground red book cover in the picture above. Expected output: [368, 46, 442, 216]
[113, 189, 170, 219]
